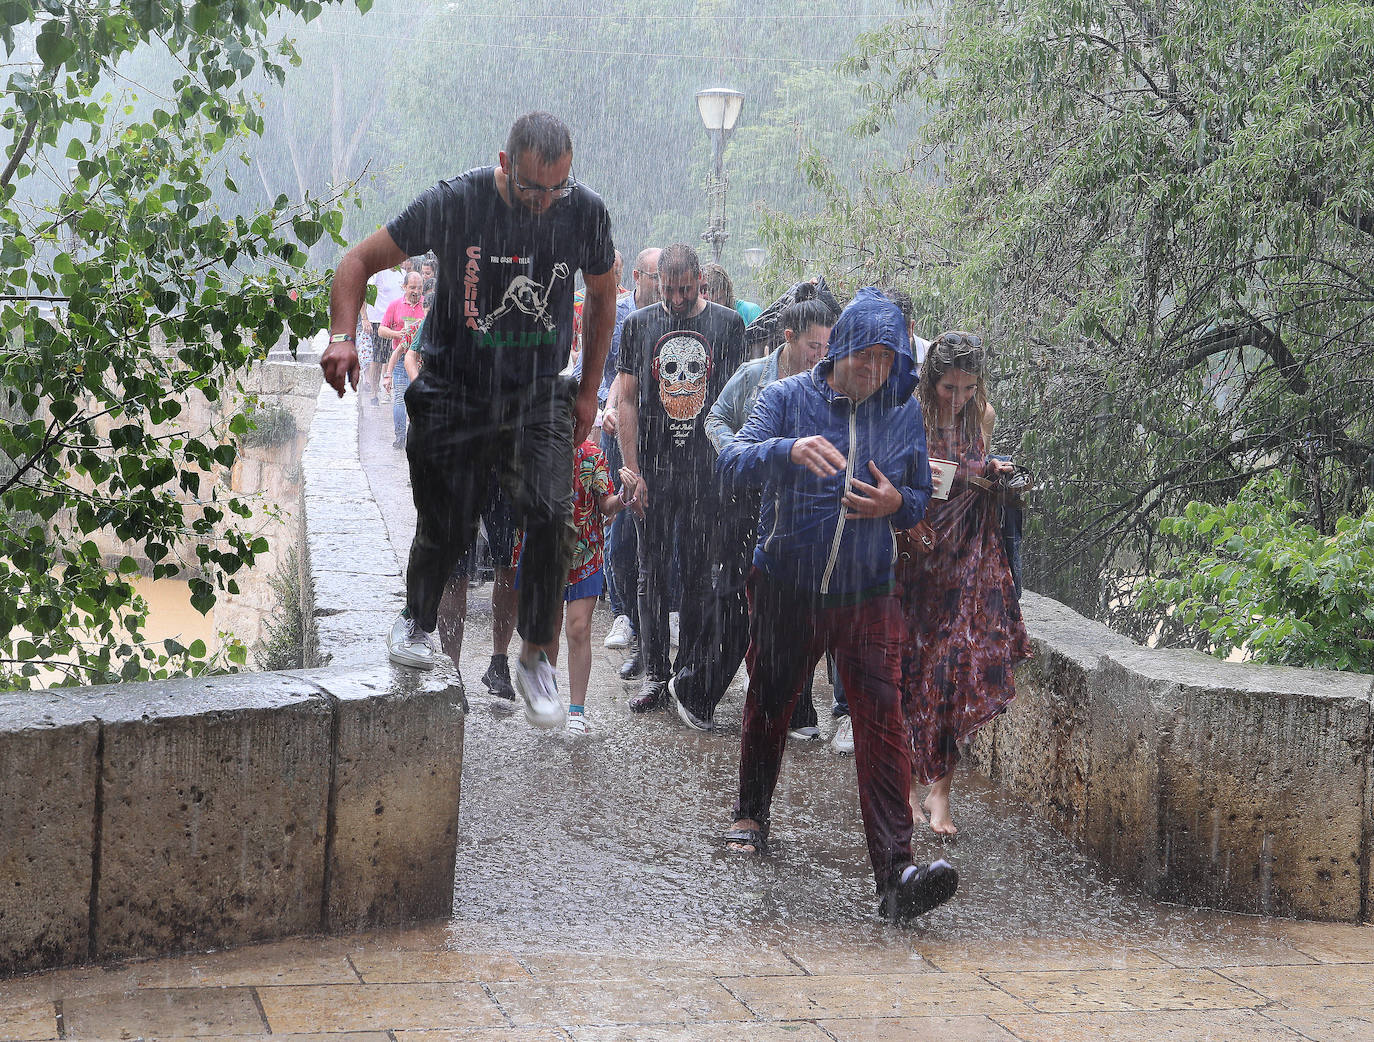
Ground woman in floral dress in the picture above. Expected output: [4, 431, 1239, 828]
[898, 332, 1032, 834]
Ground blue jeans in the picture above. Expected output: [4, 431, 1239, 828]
[602, 428, 639, 629]
[391, 361, 412, 441]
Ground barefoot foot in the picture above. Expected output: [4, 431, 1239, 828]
[922, 789, 958, 836]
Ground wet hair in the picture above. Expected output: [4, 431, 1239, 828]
[505, 111, 572, 165]
[918, 330, 990, 445]
[876, 285, 914, 325]
[658, 243, 700, 280]
[779, 282, 835, 340]
[700, 263, 735, 309]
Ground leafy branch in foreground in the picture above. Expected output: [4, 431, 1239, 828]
[0, 0, 372, 690]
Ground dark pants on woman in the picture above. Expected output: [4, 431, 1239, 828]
[736, 569, 915, 891]
[403, 369, 576, 645]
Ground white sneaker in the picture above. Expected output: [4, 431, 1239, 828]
[566, 710, 589, 736]
[831, 715, 855, 754]
[604, 614, 634, 649]
[386, 613, 437, 670]
[513, 651, 563, 730]
[669, 611, 680, 649]
[788, 725, 821, 742]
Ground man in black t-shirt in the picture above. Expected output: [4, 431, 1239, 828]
[322, 111, 618, 732]
[617, 243, 747, 713]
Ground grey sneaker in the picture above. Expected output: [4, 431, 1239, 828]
[513, 651, 563, 730]
[788, 725, 821, 741]
[831, 715, 855, 754]
[668, 675, 712, 732]
[387, 613, 438, 670]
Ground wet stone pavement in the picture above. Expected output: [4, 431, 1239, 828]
[5, 398, 1374, 1041]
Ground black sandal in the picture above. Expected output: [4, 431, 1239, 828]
[722, 827, 769, 855]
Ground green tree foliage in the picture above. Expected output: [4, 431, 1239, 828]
[766, 0, 1374, 645]
[1140, 474, 1374, 669]
[0, 0, 369, 689]
[299, 0, 912, 279]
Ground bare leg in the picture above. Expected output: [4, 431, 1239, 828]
[564, 596, 595, 709]
[922, 771, 958, 835]
[436, 574, 468, 670]
[908, 780, 928, 826]
[491, 566, 517, 656]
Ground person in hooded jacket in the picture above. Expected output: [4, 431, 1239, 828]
[715, 287, 958, 923]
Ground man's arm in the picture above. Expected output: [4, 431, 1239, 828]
[575, 267, 618, 445]
[323, 228, 407, 396]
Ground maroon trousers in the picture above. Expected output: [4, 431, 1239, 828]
[735, 569, 915, 891]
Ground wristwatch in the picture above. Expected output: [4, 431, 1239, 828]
[330, 332, 355, 344]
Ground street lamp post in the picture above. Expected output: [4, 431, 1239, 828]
[696, 87, 744, 265]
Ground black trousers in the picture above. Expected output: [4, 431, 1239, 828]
[402, 369, 576, 645]
[670, 490, 756, 718]
[634, 475, 722, 681]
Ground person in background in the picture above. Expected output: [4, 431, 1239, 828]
[592, 248, 661, 669]
[379, 270, 426, 449]
[714, 287, 955, 923]
[701, 262, 762, 326]
[898, 331, 1031, 835]
[360, 259, 407, 406]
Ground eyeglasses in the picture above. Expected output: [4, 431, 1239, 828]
[634, 270, 660, 283]
[934, 331, 983, 352]
[510, 169, 578, 199]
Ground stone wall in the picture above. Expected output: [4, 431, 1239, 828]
[970, 593, 1374, 922]
[0, 666, 463, 976]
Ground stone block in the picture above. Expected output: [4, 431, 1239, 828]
[93, 672, 332, 960]
[1080, 655, 1172, 892]
[984, 638, 1093, 842]
[311, 666, 465, 930]
[0, 692, 99, 974]
[1150, 653, 1371, 920]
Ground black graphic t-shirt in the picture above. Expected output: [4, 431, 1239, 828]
[386, 167, 614, 392]
[618, 300, 746, 483]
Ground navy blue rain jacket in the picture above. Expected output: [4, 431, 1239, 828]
[716, 287, 933, 596]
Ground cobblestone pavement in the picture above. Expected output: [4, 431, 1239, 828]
[4, 398, 1371, 1041]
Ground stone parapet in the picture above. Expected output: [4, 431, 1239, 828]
[0, 667, 463, 977]
[970, 592, 1374, 922]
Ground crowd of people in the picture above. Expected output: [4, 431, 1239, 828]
[321, 111, 1030, 924]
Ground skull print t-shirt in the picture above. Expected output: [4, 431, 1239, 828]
[618, 299, 746, 482]
[385, 167, 614, 393]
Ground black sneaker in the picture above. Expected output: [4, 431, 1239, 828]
[668, 675, 712, 732]
[629, 677, 667, 713]
[481, 655, 517, 701]
[879, 860, 958, 923]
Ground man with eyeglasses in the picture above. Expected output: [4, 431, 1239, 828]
[322, 111, 618, 733]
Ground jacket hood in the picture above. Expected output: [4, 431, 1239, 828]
[817, 287, 917, 402]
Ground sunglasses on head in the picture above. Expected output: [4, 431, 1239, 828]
[935, 331, 983, 352]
